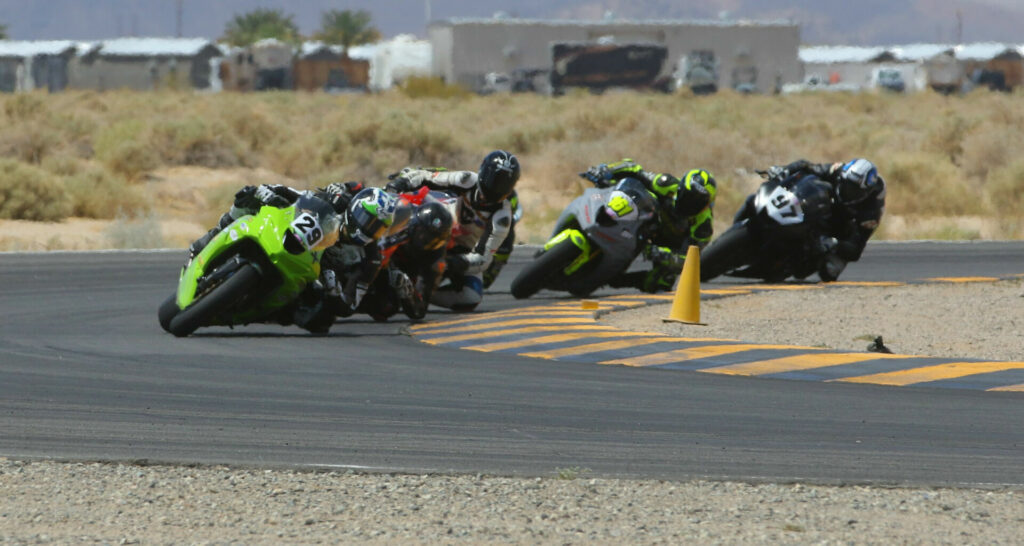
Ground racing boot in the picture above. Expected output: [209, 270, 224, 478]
[188, 212, 234, 260]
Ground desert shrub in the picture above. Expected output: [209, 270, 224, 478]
[150, 118, 244, 168]
[64, 165, 147, 219]
[565, 103, 640, 140]
[984, 159, 1024, 216]
[105, 211, 166, 249]
[924, 113, 972, 164]
[94, 120, 159, 181]
[0, 158, 71, 221]
[317, 131, 351, 169]
[346, 111, 459, 166]
[398, 77, 473, 99]
[958, 124, 1024, 179]
[220, 101, 283, 155]
[489, 123, 567, 155]
[41, 155, 83, 176]
[266, 138, 317, 178]
[0, 120, 58, 163]
[879, 152, 982, 216]
[2, 93, 46, 120]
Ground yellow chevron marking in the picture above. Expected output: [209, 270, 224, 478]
[600, 343, 820, 367]
[828, 281, 906, 287]
[704, 352, 915, 376]
[603, 294, 674, 301]
[988, 383, 1024, 392]
[734, 284, 824, 291]
[836, 361, 1024, 386]
[520, 337, 676, 358]
[571, 300, 652, 309]
[410, 308, 593, 330]
[466, 331, 658, 352]
[926, 276, 1000, 283]
[421, 324, 619, 345]
[701, 288, 754, 295]
[414, 317, 596, 335]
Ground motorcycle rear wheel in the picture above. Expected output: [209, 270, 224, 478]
[510, 239, 582, 299]
[699, 223, 755, 282]
[168, 264, 261, 337]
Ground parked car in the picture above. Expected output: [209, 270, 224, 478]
[872, 67, 905, 93]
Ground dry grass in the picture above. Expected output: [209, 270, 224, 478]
[0, 88, 1021, 245]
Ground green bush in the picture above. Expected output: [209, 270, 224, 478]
[0, 159, 71, 221]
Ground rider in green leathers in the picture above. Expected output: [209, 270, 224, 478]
[582, 158, 717, 292]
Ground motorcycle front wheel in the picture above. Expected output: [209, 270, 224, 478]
[510, 239, 582, 299]
[168, 264, 261, 337]
[699, 223, 755, 282]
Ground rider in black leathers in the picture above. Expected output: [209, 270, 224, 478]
[357, 200, 453, 321]
[734, 158, 886, 281]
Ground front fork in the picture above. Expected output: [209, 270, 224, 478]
[545, 229, 593, 276]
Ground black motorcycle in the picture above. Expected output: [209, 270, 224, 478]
[700, 170, 836, 283]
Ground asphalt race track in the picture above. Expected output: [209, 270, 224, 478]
[0, 241, 1022, 486]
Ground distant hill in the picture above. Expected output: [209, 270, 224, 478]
[0, 0, 1021, 46]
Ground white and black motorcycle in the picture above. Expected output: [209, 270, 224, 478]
[700, 169, 836, 282]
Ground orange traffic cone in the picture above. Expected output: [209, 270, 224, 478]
[663, 245, 704, 325]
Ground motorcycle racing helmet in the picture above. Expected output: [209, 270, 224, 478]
[474, 150, 520, 207]
[343, 187, 396, 245]
[836, 158, 880, 205]
[674, 169, 716, 217]
[409, 201, 454, 252]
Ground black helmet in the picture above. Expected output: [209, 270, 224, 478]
[836, 159, 880, 205]
[475, 150, 520, 206]
[409, 201, 453, 251]
[343, 187, 396, 245]
[673, 169, 714, 217]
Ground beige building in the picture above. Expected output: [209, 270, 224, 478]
[427, 16, 801, 94]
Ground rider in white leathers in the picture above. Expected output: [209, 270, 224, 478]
[385, 150, 520, 311]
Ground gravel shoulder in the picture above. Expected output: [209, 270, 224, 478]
[3, 280, 1023, 543]
[603, 278, 1024, 362]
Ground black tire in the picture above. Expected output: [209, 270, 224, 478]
[699, 223, 756, 282]
[168, 264, 261, 337]
[510, 239, 582, 299]
[157, 294, 179, 333]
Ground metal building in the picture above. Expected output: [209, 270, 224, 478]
[0, 40, 77, 92]
[69, 37, 223, 91]
[427, 16, 801, 94]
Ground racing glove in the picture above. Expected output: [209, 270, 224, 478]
[385, 167, 429, 193]
[581, 164, 611, 186]
[644, 245, 685, 268]
[641, 265, 677, 293]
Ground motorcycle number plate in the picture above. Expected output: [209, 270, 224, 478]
[758, 186, 803, 225]
[291, 212, 324, 249]
[606, 191, 638, 221]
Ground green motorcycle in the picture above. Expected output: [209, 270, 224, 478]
[158, 192, 341, 337]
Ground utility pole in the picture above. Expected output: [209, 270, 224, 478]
[425, 0, 432, 32]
